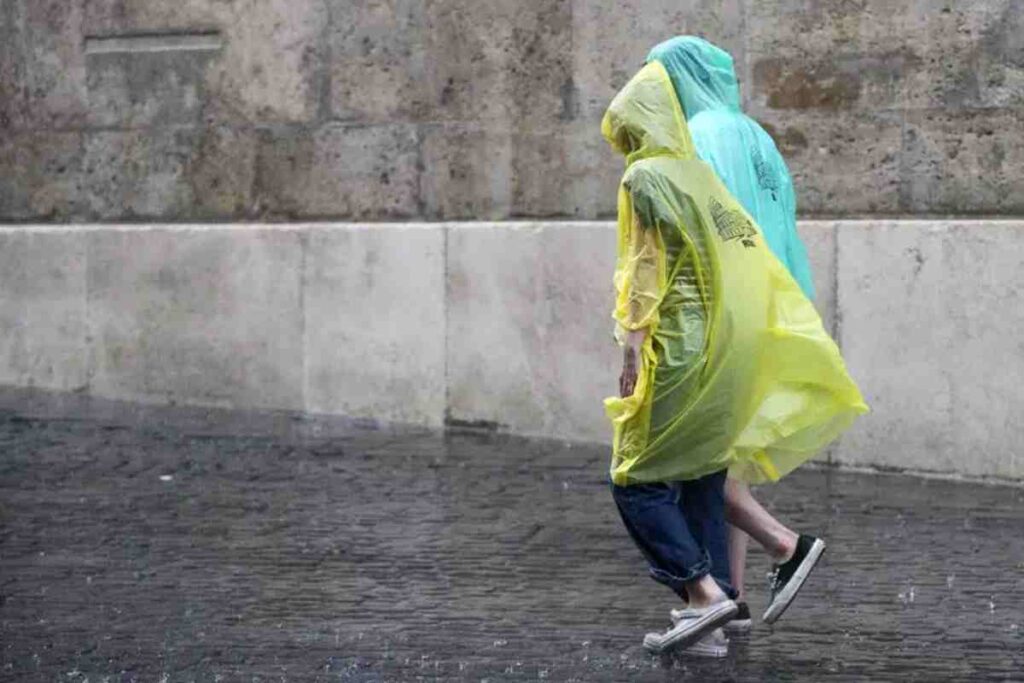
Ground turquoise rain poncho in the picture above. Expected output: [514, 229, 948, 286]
[648, 36, 816, 300]
[601, 60, 867, 486]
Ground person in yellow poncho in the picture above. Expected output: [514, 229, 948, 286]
[602, 60, 867, 655]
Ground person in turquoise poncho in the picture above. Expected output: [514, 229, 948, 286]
[646, 36, 830, 630]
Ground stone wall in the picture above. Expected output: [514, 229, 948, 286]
[2, 220, 1023, 482]
[3, 1, 1023, 222]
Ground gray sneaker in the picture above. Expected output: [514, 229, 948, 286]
[682, 627, 729, 658]
[642, 600, 737, 654]
[672, 600, 752, 634]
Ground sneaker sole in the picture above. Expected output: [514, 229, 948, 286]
[684, 639, 729, 658]
[671, 609, 752, 634]
[762, 539, 826, 625]
[644, 601, 738, 654]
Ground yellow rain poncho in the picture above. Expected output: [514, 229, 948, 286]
[603, 61, 867, 486]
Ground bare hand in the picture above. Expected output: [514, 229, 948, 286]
[619, 346, 638, 398]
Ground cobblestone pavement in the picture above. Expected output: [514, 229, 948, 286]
[1, 405, 1023, 682]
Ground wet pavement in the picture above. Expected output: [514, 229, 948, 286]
[1, 403, 1023, 682]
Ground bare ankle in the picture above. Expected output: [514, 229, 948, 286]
[768, 529, 797, 563]
[686, 575, 728, 608]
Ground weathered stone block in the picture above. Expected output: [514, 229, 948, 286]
[3, 126, 256, 222]
[329, 0, 573, 125]
[900, 109, 1024, 215]
[831, 220, 1024, 481]
[833, 221, 957, 475]
[85, 226, 305, 410]
[303, 224, 445, 427]
[744, 0, 920, 112]
[941, 222, 1024, 480]
[254, 123, 420, 219]
[80, 129, 199, 220]
[0, 229, 88, 391]
[327, 0, 432, 121]
[894, 1, 1021, 111]
[85, 45, 218, 127]
[835, 219, 1024, 479]
[755, 110, 902, 215]
[82, 0, 220, 35]
[745, 1, 1024, 220]
[186, 126, 258, 219]
[743, 0, 1023, 114]
[749, 52, 910, 113]
[0, 131, 85, 220]
[446, 222, 619, 441]
[420, 123, 513, 220]
[510, 121, 622, 219]
[440, 0, 574, 123]
[973, 1, 1024, 109]
[84, 0, 326, 124]
[0, 0, 88, 130]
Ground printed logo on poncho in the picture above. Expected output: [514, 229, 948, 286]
[752, 148, 780, 201]
[708, 197, 757, 248]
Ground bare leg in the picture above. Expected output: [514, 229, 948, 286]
[727, 525, 749, 601]
[724, 478, 797, 563]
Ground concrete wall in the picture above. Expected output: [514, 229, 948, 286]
[3, 1, 1023, 222]
[1, 220, 1022, 481]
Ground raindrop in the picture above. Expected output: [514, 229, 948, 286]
[159, 474, 173, 482]
[946, 574, 955, 589]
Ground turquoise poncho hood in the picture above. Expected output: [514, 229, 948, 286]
[647, 36, 816, 300]
[647, 36, 741, 117]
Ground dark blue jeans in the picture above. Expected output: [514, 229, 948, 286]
[611, 469, 737, 601]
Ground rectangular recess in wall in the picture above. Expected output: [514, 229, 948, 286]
[84, 31, 224, 56]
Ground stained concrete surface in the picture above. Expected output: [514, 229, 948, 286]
[7, 221, 1024, 482]
[1, 404, 1023, 681]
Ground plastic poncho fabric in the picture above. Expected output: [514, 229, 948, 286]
[601, 60, 867, 486]
[648, 36, 816, 300]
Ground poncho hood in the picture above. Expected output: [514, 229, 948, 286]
[600, 61, 697, 166]
[646, 36, 741, 118]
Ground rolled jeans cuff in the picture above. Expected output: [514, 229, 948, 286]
[647, 549, 712, 592]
